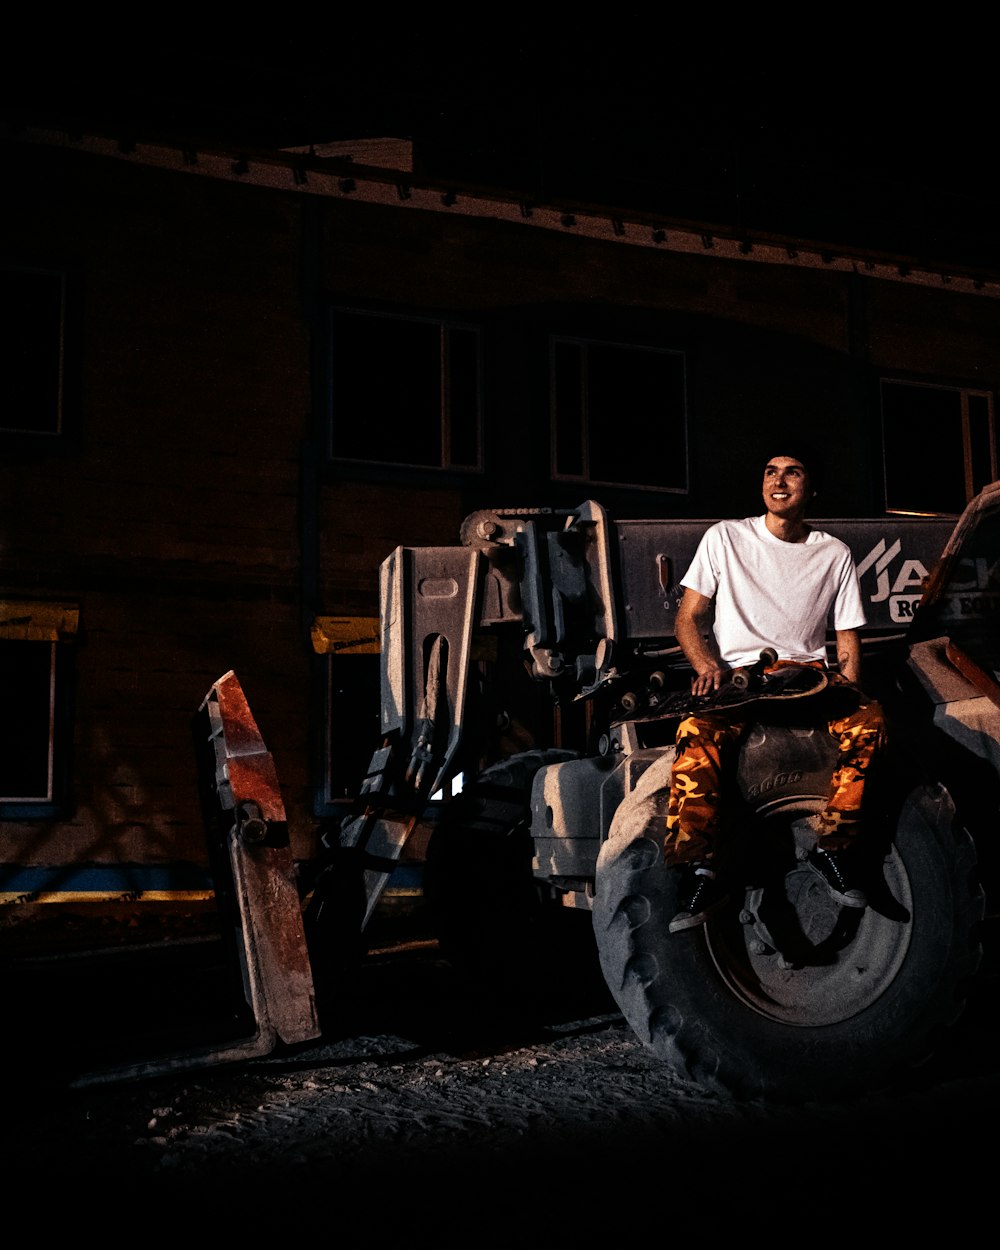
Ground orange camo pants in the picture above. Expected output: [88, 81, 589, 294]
[663, 670, 886, 867]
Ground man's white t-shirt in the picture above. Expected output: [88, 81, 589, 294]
[680, 515, 867, 668]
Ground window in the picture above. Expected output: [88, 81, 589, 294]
[1, 267, 65, 437]
[319, 653, 383, 806]
[882, 379, 995, 516]
[551, 337, 688, 492]
[329, 308, 482, 472]
[311, 616, 382, 811]
[0, 601, 77, 817]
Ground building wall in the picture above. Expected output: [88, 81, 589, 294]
[2, 132, 998, 927]
[2, 146, 313, 888]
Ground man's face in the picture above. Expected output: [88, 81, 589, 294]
[762, 456, 813, 518]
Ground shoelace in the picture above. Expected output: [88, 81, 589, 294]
[816, 849, 850, 888]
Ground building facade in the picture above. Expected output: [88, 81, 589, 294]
[2, 122, 998, 938]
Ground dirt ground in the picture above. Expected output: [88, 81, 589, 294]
[5, 910, 999, 1238]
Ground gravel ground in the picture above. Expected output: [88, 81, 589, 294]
[6, 915, 1000, 1238]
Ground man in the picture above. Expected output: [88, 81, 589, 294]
[664, 447, 885, 932]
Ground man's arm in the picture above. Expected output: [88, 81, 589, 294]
[675, 587, 729, 694]
[835, 628, 861, 685]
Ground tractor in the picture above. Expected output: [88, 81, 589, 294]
[297, 488, 996, 1100]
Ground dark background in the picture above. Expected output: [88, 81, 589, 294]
[6, 34, 998, 267]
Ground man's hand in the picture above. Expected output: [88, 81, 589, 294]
[691, 664, 730, 696]
[675, 588, 730, 695]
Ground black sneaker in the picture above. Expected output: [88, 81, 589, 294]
[668, 864, 730, 933]
[808, 846, 867, 908]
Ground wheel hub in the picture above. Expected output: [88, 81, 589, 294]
[705, 842, 913, 1027]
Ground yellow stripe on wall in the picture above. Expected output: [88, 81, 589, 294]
[0, 601, 79, 641]
[0, 890, 216, 905]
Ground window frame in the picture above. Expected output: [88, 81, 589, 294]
[0, 602, 77, 819]
[881, 376, 996, 517]
[0, 264, 69, 442]
[549, 334, 689, 494]
[325, 304, 484, 478]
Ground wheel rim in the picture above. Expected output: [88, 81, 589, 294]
[705, 798, 914, 1026]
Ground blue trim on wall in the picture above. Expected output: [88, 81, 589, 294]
[0, 863, 216, 893]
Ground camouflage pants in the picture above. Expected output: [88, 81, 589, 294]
[663, 667, 886, 867]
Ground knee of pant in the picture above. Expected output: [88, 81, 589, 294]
[676, 712, 741, 745]
[833, 699, 886, 737]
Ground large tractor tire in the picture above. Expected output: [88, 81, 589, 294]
[424, 748, 597, 1009]
[592, 737, 984, 1102]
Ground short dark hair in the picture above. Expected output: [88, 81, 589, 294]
[764, 440, 825, 492]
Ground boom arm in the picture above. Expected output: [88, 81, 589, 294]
[331, 502, 621, 928]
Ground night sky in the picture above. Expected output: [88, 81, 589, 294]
[4, 37, 984, 176]
[5, 33, 996, 265]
